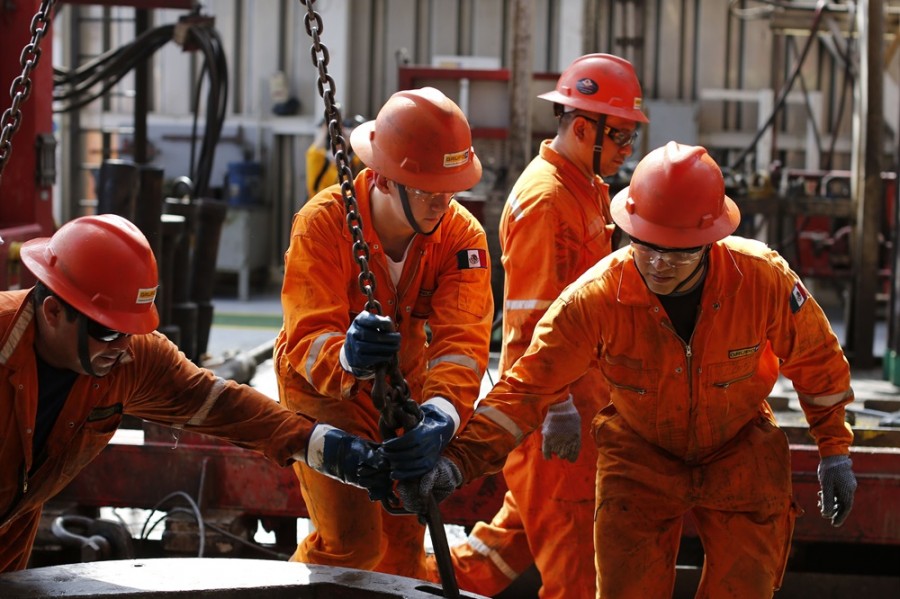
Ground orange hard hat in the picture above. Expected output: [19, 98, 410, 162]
[351, 87, 482, 192]
[20, 214, 160, 334]
[611, 142, 741, 247]
[538, 53, 648, 123]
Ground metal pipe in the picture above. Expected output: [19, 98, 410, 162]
[96, 159, 139, 219]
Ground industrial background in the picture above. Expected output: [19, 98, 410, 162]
[0, 1, 898, 598]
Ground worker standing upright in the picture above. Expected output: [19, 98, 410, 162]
[275, 87, 493, 580]
[421, 53, 648, 598]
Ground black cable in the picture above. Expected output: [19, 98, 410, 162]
[52, 17, 230, 200]
[727, 0, 829, 172]
[53, 25, 174, 111]
[138, 490, 206, 557]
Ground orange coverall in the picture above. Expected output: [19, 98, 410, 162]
[0, 290, 316, 573]
[275, 168, 493, 580]
[444, 237, 853, 598]
[436, 141, 613, 597]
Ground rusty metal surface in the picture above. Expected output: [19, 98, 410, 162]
[54, 424, 506, 527]
[0, 558, 488, 598]
[55, 418, 900, 546]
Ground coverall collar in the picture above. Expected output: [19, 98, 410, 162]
[538, 140, 604, 199]
[616, 241, 743, 307]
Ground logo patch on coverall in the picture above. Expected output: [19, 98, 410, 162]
[789, 281, 809, 313]
[728, 344, 760, 359]
[456, 249, 487, 269]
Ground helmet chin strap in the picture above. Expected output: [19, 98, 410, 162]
[76, 314, 100, 377]
[398, 184, 443, 236]
[591, 114, 607, 177]
[666, 248, 710, 297]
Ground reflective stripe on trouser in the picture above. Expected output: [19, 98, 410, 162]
[432, 389, 601, 599]
[290, 461, 428, 580]
[592, 406, 797, 599]
[426, 490, 531, 594]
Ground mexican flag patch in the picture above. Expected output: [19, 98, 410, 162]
[457, 249, 487, 269]
[790, 281, 809, 313]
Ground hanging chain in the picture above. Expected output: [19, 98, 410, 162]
[0, 0, 56, 184]
[299, 0, 419, 433]
[300, 0, 381, 316]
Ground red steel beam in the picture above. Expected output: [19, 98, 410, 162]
[55, 426, 900, 546]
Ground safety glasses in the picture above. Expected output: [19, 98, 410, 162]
[574, 115, 639, 148]
[630, 239, 706, 268]
[401, 185, 455, 205]
[86, 318, 129, 343]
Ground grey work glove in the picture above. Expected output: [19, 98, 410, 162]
[396, 456, 463, 516]
[541, 394, 581, 462]
[817, 454, 858, 527]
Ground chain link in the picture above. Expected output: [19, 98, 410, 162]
[300, 0, 381, 316]
[299, 0, 422, 441]
[0, 0, 56, 183]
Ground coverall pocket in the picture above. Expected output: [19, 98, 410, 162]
[590, 401, 618, 446]
[457, 268, 490, 317]
[61, 411, 123, 478]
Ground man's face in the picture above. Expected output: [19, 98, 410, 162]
[43, 297, 131, 376]
[571, 113, 639, 178]
[599, 115, 639, 178]
[389, 181, 455, 234]
[630, 241, 706, 296]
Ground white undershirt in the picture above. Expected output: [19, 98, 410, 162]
[386, 237, 414, 285]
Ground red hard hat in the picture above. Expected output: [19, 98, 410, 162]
[351, 87, 482, 192]
[538, 54, 649, 123]
[611, 142, 741, 247]
[21, 214, 160, 334]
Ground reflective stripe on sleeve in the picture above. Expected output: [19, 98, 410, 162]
[307, 331, 342, 381]
[475, 405, 524, 444]
[428, 353, 482, 379]
[504, 298, 553, 311]
[798, 389, 853, 407]
[186, 377, 227, 426]
[509, 196, 525, 221]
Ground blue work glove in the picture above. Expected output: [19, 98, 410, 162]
[305, 424, 392, 502]
[397, 456, 463, 515]
[340, 310, 401, 378]
[817, 454, 857, 527]
[541, 394, 581, 462]
[381, 402, 457, 480]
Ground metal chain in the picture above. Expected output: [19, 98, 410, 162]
[299, 0, 420, 432]
[300, 0, 381, 316]
[0, 0, 56, 183]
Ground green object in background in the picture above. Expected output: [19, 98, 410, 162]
[213, 312, 283, 330]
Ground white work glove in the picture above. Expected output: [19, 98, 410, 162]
[541, 394, 581, 462]
[817, 454, 857, 527]
[396, 456, 463, 516]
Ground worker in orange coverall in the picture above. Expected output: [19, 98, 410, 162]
[387, 141, 858, 598]
[0, 214, 388, 573]
[425, 53, 648, 599]
[275, 87, 493, 580]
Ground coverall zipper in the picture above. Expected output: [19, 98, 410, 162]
[713, 372, 754, 388]
[661, 320, 697, 457]
[389, 246, 423, 323]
